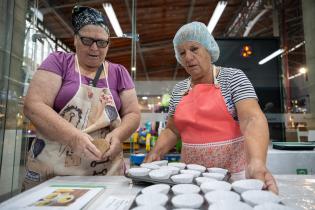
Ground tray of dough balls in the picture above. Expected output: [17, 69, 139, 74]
[125, 160, 231, 186]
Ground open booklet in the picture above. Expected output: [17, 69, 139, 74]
[0, 184, 105, 210]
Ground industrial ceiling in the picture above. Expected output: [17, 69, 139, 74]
[33, 0, 305, 80]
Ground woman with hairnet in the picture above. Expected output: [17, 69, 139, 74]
[22, 5, 140, 189]
[145, 21, 278, 194]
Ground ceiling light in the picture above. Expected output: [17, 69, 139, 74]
[103, 3, 123, 37]
[289, 68, 307, 80]
[258, 49, 284, 65]
[207, 1, 227, 34]
[299, 67, 307, 74]
[241, 45, 252, 58]
[289, 73, 303, 80]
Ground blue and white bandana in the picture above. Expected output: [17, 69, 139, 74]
[72, 5, 110, 34]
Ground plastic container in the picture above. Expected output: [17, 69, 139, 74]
[195, 177, 216, 186]
[130, 153, 146, 165]
[168, 162, 186, 170]
[208, 200, 253, 210]
[172, 184, 200, 195]
[204, 190, 240, 204]
[171, 174, 194, 184]
[128, 168, 150, 177]
[135, 193, 168, 206]
[180, 169, 201, 178]
[200, 181, 232, 193]
[187, 164, 206, 172]
[149, 169, 172, 180]
[131, 206, 166, 210]
[202, 172, 225, 181]
[164, 153, 181, 162]
[141, 184, 170, 194]
[140, 163, 160, 170]
[172, 193, 204, 209]
[207, 167, 228, 175]
[232, 179, 264, 194]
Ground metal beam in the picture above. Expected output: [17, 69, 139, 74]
[173, 0, 195, 80]
[41, 0, 73, 34]
[40, 0, 107, 13]
[223, 1, 248, 37]
[224, 0, 263, 37]
[243, 7, 270, 37]
[288, 60, 304, 66]
[286, 16, 302, 23]
[124, 0, 149, 80]
[251, 27, 272, 37]
[141, 40, 172, 48]
[287, 35, 305, 40]
[272, 0, 279, 37]
[108, 41, 173, 57]
[287, 27, 303, 37]
[140, 67, 178, 75]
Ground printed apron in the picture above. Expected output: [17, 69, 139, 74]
[174, 66, 246, 180]
[23, 56, 124, 190]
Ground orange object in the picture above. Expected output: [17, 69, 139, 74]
[173, 67, 245, 173]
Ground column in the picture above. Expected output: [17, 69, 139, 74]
[302, 0, 315, 115]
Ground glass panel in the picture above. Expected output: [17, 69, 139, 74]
[0, 0, 28, 201]
[0, 0, 71, 201]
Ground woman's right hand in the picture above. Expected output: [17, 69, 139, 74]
[69, 132, 102, 160]
[144, 150, 161, 163]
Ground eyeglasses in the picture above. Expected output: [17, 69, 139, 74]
[77, 33, 109, 48]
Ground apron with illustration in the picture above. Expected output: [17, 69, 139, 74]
[174, 66, 246, 176]
[23, 56, 124, 189]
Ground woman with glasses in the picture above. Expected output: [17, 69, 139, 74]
[22, 5, 140, 189]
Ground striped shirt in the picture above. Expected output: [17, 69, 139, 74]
[168, 66, 257, 120]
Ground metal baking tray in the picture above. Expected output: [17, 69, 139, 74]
[124, 171, 231, 186]
[128, 188, 287, 210]
[272, 141, 315, 150]
[126, 172, 290, 209]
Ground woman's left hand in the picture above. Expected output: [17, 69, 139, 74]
[103, 132, 122, 160]
[246, 161, 279, 194]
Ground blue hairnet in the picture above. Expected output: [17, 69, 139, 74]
[173, 21, 220, 63]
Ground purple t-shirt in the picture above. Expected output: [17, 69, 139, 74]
[38, 51, 134, 113]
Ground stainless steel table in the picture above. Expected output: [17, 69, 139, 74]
[0, 175, 314, 209]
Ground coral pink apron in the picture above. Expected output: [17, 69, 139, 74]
[23, 56, 124, 190]
[174, 66, 245, 177]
